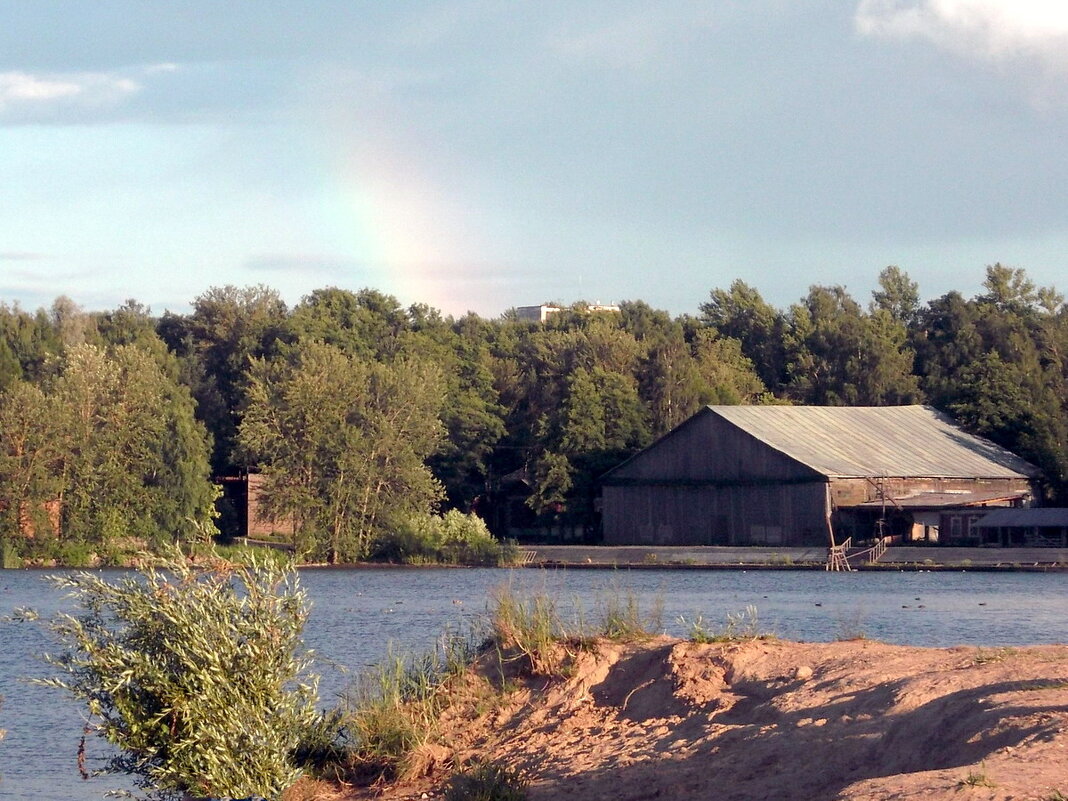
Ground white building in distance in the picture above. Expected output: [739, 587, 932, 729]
[514, 303, 620, 322]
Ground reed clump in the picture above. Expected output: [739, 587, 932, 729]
[338, 627, 484, 781]
[487, 580, 666, 677]
[593, 584, 663, 642]
[488, 583, 567, 675]
[443, 760, 529, 801]
[680, 605, 769, 643]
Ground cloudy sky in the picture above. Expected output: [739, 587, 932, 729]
[1, 1, 1066, 318]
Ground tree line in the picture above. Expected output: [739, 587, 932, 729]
[0, 264, 1065, 563]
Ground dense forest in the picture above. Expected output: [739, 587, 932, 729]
[0, 264, 1065, 564]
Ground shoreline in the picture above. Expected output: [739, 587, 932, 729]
[7, 544, 1068, 571]
[526, 560, 1068, 572]
[517, 544, 1068, 572]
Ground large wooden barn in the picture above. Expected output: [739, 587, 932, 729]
[601, 405, 1041, 547]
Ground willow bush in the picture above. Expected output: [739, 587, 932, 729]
[38, 548, 320, 801]
[371, 510, 518, 566]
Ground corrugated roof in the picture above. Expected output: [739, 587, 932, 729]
[974, 508, 1068, 528]
[709, 405, 1040, 479]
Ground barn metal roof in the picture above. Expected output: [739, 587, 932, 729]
[974, 508, 1068, 528]
[709, 405, 1040, 480]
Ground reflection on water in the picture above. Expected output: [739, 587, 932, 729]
[1, 566, 1066, 799]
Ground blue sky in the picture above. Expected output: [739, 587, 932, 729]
[1, 1, 1067, 318]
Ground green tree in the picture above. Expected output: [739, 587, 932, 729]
[911, 267, 1068, 500]
[691, 331, 768, 405]
[286, 287, 408, 361]
[50, 345, 217, 546]
[240, 342, 446, 562]
[784, 285, 920, 405]
[0, 344, 217, 554]
[0, 381, 63, 540]
[947, 351, 1067, 496]
[0, 337, 22, 392]
[162, 285, 289, 474]
[980, 263, 1038, 312]
[422, 321, 507, 509]
[852, 309, 923, 405]
[871, 265, 920, 327]
[95, 300, 166, 354]
[0, 302, 62, 387]
[50, 295, 97, 351]
[700, 281, 787, 390]
[638, 334, 706, 434]
[913, 291, 984, 406]
[527, 451, 573, 517]
[527, 366, 649, 524]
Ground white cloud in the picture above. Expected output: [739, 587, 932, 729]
[0, 70, 142, 118]
[0, 73, 82, 103]
[856, 1, 1068, 67]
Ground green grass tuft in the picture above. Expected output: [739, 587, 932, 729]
[593, 584, 662, 641]
[488, 583, 566, 676]
[958, 763, 996, 788]
[680, 605, 768, 643]
[339, 624, 484, 780]
[443, 761, 528, 801]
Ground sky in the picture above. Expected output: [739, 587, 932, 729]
[1, 0, 1067, 319]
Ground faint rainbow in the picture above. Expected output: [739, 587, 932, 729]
[320, 136, 478, 315]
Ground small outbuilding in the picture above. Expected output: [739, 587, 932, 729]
[601, 405, 1041, 547]
[973, 508, 1068, 548]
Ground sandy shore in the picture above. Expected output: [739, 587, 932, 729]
[299, 637, 1068, 801]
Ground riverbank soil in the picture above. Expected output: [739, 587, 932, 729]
[310, 638, 1068, 801]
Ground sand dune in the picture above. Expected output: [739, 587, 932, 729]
[307, 637, 1068, 801]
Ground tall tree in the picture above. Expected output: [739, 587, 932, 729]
[691, 331, 768, 405]
[0, 381, 62, 539]
[871, 266, 920, 327]
[161, 285, 288, 473]
[980, 263, 1039, 312]
[408, 313, 506, 510]
[700, 281, 787, 390]
[239, 342, 445, 562]
[914, 268, 1068, 500]
[785, 285, 920, 406]
[0, 344, 217, 550]
[286, 287, 408, 361]
[0, 302, 62, 386]
[50, 345, 217, 545]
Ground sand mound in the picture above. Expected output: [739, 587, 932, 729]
[330, 638, 1068, 801]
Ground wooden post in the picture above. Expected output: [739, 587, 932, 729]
[825, 483, 852, 571]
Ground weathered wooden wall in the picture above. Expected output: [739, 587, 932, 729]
[602, 482, 828, 546]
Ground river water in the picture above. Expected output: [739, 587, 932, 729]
[2, 566, 1066, 799]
